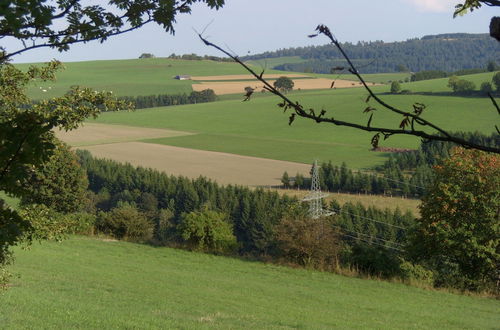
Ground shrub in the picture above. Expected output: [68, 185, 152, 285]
[97, 204, 153, 242]
[390, 81, 401, 94]
[480, 81, 493, 93]
[65, 212, 96, 235]
[275, 208, 340, 269]
[399, 260, 434, 286]
[178, 207, 237, 253]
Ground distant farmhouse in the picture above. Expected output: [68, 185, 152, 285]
[175, 75, 191, 80]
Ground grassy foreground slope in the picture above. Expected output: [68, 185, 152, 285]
[2, 238, 499, 329]
[94, 84, 498, 168]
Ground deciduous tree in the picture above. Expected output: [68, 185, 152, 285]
[273, 76, 294, 93]
[409, 148, 499, 291]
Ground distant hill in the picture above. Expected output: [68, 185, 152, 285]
[243, 33, 499, 74]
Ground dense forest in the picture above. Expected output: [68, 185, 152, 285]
[243, 33, 499, 74]
[74, 150, 414, 278]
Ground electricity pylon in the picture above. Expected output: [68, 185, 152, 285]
[302, 160, 334, 219]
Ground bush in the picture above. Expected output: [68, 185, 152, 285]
[97, 204, 153, 242]
[448, 76, 476, 93]
[390, 81, 401, 94]
[275, 208, 340, 269]
[178, 207, 237, 253]
[480, 81, 493, 93]
[399, 260, 434, 286]
[345, 243, 401, 278]
[65, 212, 96, 235]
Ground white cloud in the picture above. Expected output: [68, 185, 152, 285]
[404, 0, 457, 13]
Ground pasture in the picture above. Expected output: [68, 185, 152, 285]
[2, 237, 499, 329]
[16, 58, 292, 99]
[91, 85, 498, 168]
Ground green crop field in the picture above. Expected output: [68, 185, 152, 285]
[93, 82, 498, 168]
[308, 72, 412, 84]
[16, 58, 296, 99]
[400, 71, 498, 93]
[2, 237, 498, 329]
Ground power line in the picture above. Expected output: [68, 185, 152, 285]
[349, 169, 428, 191]
[333, 225, 404, 247]
[339, 232, 406, 252]
[333, 209, 408, 230]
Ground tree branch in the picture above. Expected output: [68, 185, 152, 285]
[198, 28, 500, 154]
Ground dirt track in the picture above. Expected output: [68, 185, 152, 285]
[55, 123, 194, 146]
[191, 74, 306, 81]
[192, 78, 363, 95]
[78, 142, 310, 187]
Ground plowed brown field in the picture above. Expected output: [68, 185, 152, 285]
[192, 78, 364, 95]
[55, 123, 194, 146]
[191, 74, 306, 80]
[78, 142, 310, 187]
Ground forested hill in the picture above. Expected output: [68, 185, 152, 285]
[243, 33, 499, 74]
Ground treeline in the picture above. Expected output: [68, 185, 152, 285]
[117, 89, 217, 110]
[379, 132, 500, 171]
[284, 162, 431, 198]
[167, 53, 234, 62]
[410, 67, 496, 82]
[244, 33, 498, 74]
[75, 150, 416, 278]
[285, 132, 499, 198]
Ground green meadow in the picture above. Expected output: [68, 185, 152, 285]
[2, 237, 499, 329]
[16, 58, 285, 99]
[93, 83, 498, 168]
[15, 58, 498, 168]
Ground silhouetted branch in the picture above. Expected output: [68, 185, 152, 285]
[199, 26, 500, 154]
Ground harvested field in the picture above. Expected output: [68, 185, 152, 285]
[55, 123, 194, 147]
[191, 74, 306, 81]
[79, 142, 311, 187]
[192, 78, 363, 95]
[273, 188, 420, 215]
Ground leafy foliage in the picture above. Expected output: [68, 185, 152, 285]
[19, 142, 89, 213]
[273, 76, 294, 92]
[409, 148, 500, 291]
[178, 207, 237, 253]
[275, 206, 340, 268]
[0, 0, 225, 61]
[97, 204, 153, 242]
[390, 81, 401, 94]
[117, 89, 217, 110]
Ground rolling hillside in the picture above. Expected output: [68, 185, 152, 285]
[2, 237, 499, 328]
[243, 33, 499, 74]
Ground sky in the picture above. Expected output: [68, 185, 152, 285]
[3, 0, 498, 63]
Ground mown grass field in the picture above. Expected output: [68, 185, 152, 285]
[2, 237, 499, 329]
[16, 58, 311, 99]
[93, 83, 498, 168]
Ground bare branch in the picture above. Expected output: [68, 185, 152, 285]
[199, 28, 500, 154]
